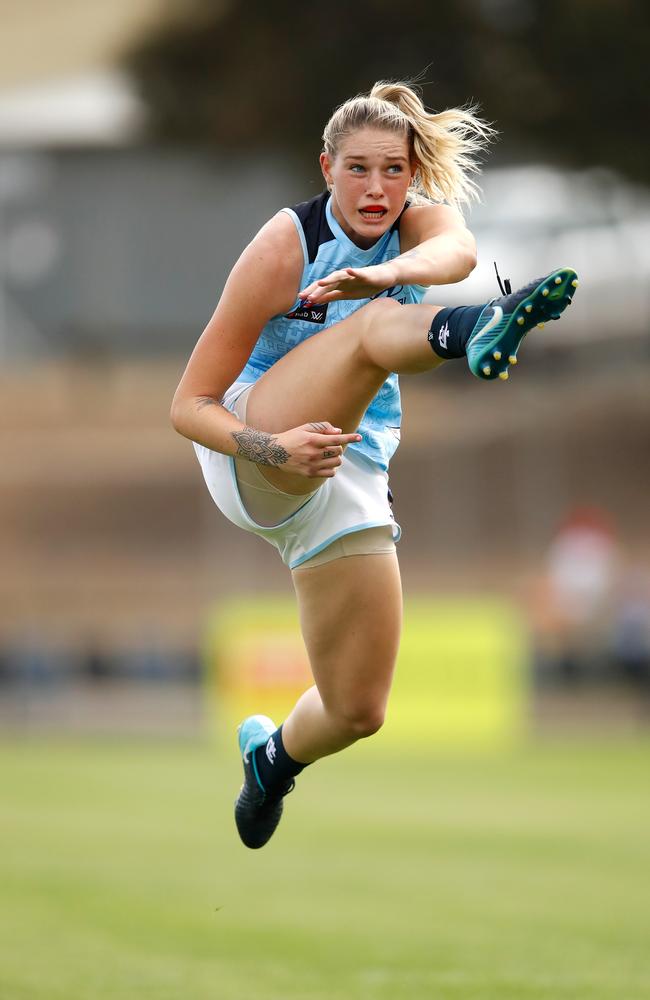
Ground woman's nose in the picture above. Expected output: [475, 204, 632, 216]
[366, 172, 385, 198]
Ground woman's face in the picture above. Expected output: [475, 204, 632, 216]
[320, 127, 414, 249]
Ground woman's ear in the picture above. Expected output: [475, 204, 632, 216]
[320, 152, 333, 190]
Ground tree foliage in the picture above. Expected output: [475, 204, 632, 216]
[124, 0, 649, 183]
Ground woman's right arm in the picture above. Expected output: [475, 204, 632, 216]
[170, 213, 360, 479]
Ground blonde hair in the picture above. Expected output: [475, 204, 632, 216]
[322, 80, 495, 207]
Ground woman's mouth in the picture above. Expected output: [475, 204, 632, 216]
[359, 206, 387, 221]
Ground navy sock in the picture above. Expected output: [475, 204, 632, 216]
[253, 724, 308, 793]
[427, 304, 485, 360]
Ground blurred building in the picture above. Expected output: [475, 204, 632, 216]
[1, 2, 648, 735]
[1, 150, 649, 362]
[0, 0, 167, 93]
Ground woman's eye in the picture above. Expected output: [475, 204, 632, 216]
[387, 165, 403, 174]
[350, 165, 365, 173]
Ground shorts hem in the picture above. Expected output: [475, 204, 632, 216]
[289, 520, 401, 570]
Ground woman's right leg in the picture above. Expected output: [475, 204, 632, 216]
[246, 298, 444, 495]
[245, 267, 578, 497]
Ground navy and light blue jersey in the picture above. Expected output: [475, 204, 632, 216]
[239, 192, 427, 470]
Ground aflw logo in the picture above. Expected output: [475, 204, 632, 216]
[286, 303, 328, 324]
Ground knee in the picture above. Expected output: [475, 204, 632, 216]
[357, 297, 401, 355]
[334, 702, 386, 740]
[364, 296, 401, 316]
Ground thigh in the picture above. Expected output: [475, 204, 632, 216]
[291, 550, 403, 715]
[248, 301, 390, 437]
[246, 300, 391, 494]
[248, 298, 442, 437]
[246, 298, 440, 495]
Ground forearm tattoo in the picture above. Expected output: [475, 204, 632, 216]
[232, 426, 289, 466]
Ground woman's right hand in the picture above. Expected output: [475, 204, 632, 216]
[272, 421, 362, 479]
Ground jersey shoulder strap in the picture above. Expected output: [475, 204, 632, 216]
[284, 192, 334, 264]
[282, 192, 410, 269]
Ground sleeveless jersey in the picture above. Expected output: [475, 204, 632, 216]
[239, 191, 427, 470]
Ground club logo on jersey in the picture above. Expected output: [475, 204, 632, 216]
[286, 301, 329, 324]
[372, 285, 406, 304]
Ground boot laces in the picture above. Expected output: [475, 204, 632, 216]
[493, 261, 512, 295]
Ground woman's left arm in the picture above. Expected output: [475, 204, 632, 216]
[393, 203, 477, 286]
[300, 204, 476, 304]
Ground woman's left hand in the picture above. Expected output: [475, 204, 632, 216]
[298, 262, 399, 305]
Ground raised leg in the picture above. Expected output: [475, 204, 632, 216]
[245, 266, 580, 495]
[246, 298, 444, 494]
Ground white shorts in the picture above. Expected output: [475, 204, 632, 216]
[192, 381, 401, 570]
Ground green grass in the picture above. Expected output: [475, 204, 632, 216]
[1, 735, 649, 1000]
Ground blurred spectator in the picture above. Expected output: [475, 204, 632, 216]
[533, 506, 620, 684]
[531, 507, 650, 705]
[547, 506, 619, 627]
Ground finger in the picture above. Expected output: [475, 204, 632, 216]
[308, 469, 336, 479]
[299, 273, 348, 298]
[303, 283, 354, 304]
[298, 282, 326, 300]
[307, 289, 351, 304]
[297, 293, 324, 306]
[319, 270, 350, 285]
[307, 421, 342, 433]
[313, 432, 361, 446]
[298, 280, 330, 299]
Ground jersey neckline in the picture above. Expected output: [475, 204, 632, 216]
[325, 194, 397, 261]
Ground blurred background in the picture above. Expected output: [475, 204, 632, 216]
[1, 4, 650, 1000]
[1, 0, 649, 738]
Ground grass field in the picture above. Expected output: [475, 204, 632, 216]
[1, 735, 649, 1000]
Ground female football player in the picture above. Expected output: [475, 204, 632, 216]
[171, 81, 577, 848]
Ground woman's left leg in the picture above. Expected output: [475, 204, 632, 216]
[284, 548, 403, 762]
[235, 549, 403, 848]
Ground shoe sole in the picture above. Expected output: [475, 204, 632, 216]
[469, 267, 578, 381]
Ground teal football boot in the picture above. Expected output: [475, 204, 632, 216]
[234, 714, 294, 849]
[467, 267, 579, 381]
